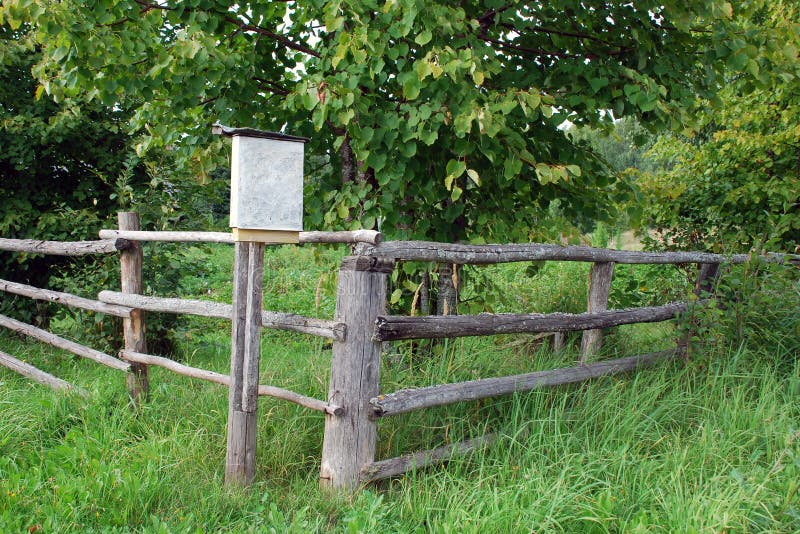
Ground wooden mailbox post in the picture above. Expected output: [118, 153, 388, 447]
[213, 124, 308, 485]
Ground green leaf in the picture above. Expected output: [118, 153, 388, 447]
[403, 77, 420, 100]
[503, 156, 522, 180]
[445, 159, 466, 177]
[566, 165, 582, 177]
[466, 168, 481, 186]
[414, 29, 432, 46]
[451, 185, 463, 201]
[337, 204, 349, 219]
[390, 288, 403, 304]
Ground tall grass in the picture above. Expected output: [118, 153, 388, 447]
[1, 245, 798, 532]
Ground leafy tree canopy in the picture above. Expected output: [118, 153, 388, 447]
[3, 0, 796, 243]
[640, 2, 800, 252]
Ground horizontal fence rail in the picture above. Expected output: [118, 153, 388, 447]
[374, 302, 690, 341]
[98, 291, 346, 341]
[0, 278, 132, 318]
[360, 433, 498, 482]
[99, 229, 383, 245]
[121, 350, 342, 415]
[0, 349, 78, 393]
[0, 237, 118, 256]
[0, 313, 130, 371]
[357, 240, 800, 265]
[370, 349, 679, 418]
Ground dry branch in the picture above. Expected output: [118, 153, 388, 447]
[370, 349, 679, 417]
[374, 302, 689, 341]
[0, 349, 77, 392]
[120, 350, 342, 415]
[0, 278, 132, 318]
[360, 433, 498, 481]
[0, 313, 129, 371]
[97, 290, 345, 341]
[0, 237, 117, 256]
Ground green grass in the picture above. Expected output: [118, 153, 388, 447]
[1, 245, 799, 532]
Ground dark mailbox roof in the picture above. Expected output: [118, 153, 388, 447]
[211, 123, 309, 143]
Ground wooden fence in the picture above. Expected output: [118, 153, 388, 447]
[1, 213, 798, 491]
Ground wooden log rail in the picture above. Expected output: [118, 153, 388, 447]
[356, 240, 800, 265]
[98, 229, 384, 246]
[97, 291, 346, 341]
[370, 349, 679, 418]
[374, 302, 689, 342]
[0, 313, 130, 372]
[0, 237, 118, 256]
[0, 278, 132, 318]
[0, 349, 77, 393]
[120, 350, 342, 416]
[360, 433, 497, 482]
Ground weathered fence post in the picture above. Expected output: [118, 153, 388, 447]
[678, 262, 721, 357]
[225, 241, 265, 485]
[119, 212, 148, 404]
[320, 256, 394, 490]
[694, 263, 720, 296]
[580, 261, 615, 362]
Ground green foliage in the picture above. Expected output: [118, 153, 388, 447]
[640, 2, 800, 252]
[4, 0, 791, 244]
[682, 261, 800, 366]
[570, 117, 659, 174]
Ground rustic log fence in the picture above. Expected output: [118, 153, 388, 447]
[1, 214, 798, 492]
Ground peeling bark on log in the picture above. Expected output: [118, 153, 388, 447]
[374, 302, 689, 342]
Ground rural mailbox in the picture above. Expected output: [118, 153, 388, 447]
[212, 123, 309, 243]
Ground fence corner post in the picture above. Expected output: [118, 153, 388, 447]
[320, 256, 394, 491]
[580, 261, 615, 362]
[118, 211, 149, 404]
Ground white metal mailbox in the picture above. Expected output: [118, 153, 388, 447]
[213, 123, 308, 243]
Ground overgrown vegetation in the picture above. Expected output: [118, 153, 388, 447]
[1, 244, 798, 532]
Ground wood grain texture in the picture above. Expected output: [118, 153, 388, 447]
[360, 433, 497, 481]
[371, 349, 679, 417]
[118, 212, 148, 402]
[580, 261, 615, 362]
[320, 256, 393, 490]
[97, 291, 346, 341]
[0, 278, 132, 318]
[358, 240, 774, 265]
[0, 237, 117, 256]
[226, 242, 253, 485]
[0, 313, 129, 371]
[99, 229, 383, 245]
[374, 302, 689, 341]
[120, 350, 340, 414]
[0, 349, 76, 392]
[241, 242, 264, 413]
